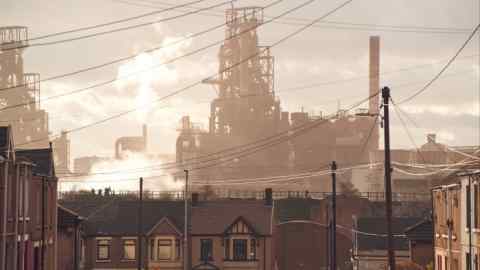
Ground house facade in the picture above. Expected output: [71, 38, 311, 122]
[80, 200, 184, 270]
[404, 217, 434, 268]
[190, 196, 273, 270]
[57, 205, 85, 270]
[433, 183, 463, 270]
[0, 126, 58, 270]
[61, 190, 274, 270]
[352, 217, 420, 270]
[459, 172, 480, 270]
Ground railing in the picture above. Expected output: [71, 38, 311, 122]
[0, 26, 28, 50]
[58, 189, 430, 202]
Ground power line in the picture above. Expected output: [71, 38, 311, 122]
[357, 113, 379, 158]
[29, 0, 216, 42]
[14, 0, 345, 147]
[0, 0, 291, 109]
[114, 0, 472, 34]
[397, 23, 480, 104]
[0, 0, 284, 92]
[391, 102, 480, 162]
[2, 0, 233, 52]
[390, 98, 428, 165]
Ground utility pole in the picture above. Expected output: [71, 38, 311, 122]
[330, 161, 337, 270]
[41, 176, 46, 270]
[325, 201, 330, 270]
[468, 176, 473, 270]
[184, 170, 189, 270]
[137, 177, 143, 270]
[382, 87, 396, 270]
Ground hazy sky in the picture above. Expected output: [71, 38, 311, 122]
[2, 0, 479, 161]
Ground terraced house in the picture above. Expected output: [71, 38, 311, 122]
[61, 190, 274, 270]
[433, 170, 480, 270]
[0, 126, 58, 270]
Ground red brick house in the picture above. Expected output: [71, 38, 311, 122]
[57, 205, 85, 270]
[433, 184, 462, 270]
[60, 189, 274, 270]
[79, 200, 185, 270]
[352, 217, 420, 270]
[404, 217, 434, 268]
[0, 126, 58, 270]
[190, 195, 273, 270]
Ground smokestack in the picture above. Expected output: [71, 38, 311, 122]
[369, 36, 380, 115]
[142, 124, 148, 152]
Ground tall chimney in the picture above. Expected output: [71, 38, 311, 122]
[369, 36, 380, 115]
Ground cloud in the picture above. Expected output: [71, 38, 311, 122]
[59, 153, 183, 192]
[401, 102, 480, 117]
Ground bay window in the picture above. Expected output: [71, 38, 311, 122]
[233, 239, 247, 261]
[149, 237, 181, 261]
[224, 237, 257, 261]
[157, 239, 173, 260]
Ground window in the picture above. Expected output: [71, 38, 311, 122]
[157, 239, 173, 260]
[233, 239, 247, 261]
[200, 239, 213, 261]
[224, 239, 230, 260]
[96, 239, 111, 261]
[250, 239, 256, 260]
[80, 239, 85, 263]
[149, 237, 179, 261]
[437, 255, 442, 270]
[475, 254, 479, 270]
[122, 239, 136, 260]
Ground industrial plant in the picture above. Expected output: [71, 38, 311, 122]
[0, 2, 479, 270]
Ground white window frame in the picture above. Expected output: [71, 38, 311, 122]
[121, 237, 137, 261]
[95, 237, 112, 262]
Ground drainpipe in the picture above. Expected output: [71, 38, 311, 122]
[0, 159, 9, 270]
[446, 189, 452, 270]
[12, 164, 19, 270]
[74, 221, 79, 270]
[431, 189, 435, 270]
[19, 165, 28, 270]
[468, 176, 473, 270]
[41, 176, 46, 270]
[263, 237, 266, 270]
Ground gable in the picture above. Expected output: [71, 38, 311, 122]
[225, 217, 256, 235]
[148, 217, 182, 236]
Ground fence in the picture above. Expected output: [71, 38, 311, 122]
[58, 189, 430, 202]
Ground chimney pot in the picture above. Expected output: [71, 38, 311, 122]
[265, 188, 273, 206]
[192, 192, 199, 206]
